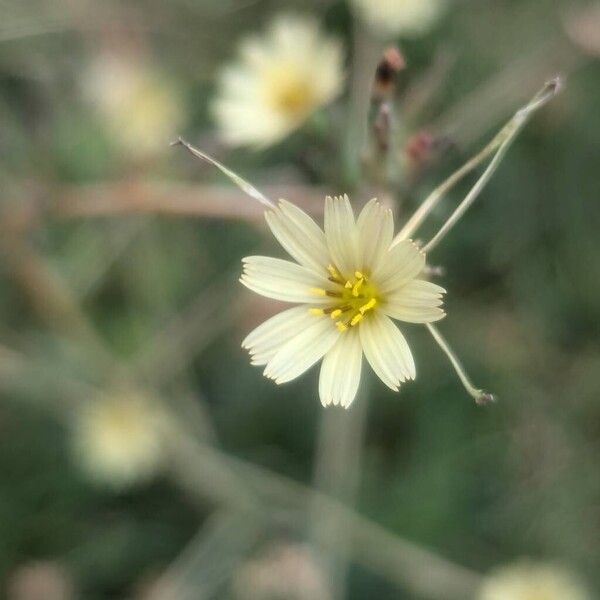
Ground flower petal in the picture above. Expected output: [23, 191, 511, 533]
[264, 317, 339, 384]
[359, 312, 416, 391]
[373, 240, 425, 294]
[241, 256, 331, 304]
[383, 279, 446, 323]
[242, 306, 317, 366]
[319, 328, 362, 408]
[324, 194, 359, 279]
[265, 201, 330, 274]
[357, 198, 394, 274]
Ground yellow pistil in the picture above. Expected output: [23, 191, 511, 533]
[327, 264, 343, 282]
[310, 287, 327, 297]
[350, 313, 364, 327]
[359, 298, 377, 314]
[311, 267, 379, 333]
[352, 278, 364, 297]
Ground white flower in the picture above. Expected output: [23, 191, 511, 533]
[72, 391, 165, 489]
[232, 543, 332, 600]
[212, 15, 344, 148]
[84, 53, 184, 158]
[351, 0, 446, 38]
[478, 561, 590, 600]
[241, 195, 446, 408]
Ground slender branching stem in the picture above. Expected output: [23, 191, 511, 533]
[394, 77, 562, 250]
[426, 323, 495, 406]
[393, 136, 499, 245]
[171, 137, 276, 209]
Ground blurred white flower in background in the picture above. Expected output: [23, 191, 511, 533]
[241, 196, 446, 408]
[7, 561, 75, 600]
[564, 3, 600, 57]
[212, 14, 344, 148]
[351, 0, 446, 38]
[478, 561, 590, 600]
[232, 543, 332, 600]
[72, 390, 166, 489]
[84, 52, 184, 159]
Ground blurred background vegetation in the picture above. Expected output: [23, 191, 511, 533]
[0, 0, 599, 598]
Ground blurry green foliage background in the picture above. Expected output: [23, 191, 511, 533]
[0, 0, 599, 598]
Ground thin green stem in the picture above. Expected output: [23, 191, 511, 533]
[393, 77, 562, 250]
[172, 137, 276, 209]
[421, 77, 561, 254]
[393, 136, 499, 245]
[426, 323, 495, 406]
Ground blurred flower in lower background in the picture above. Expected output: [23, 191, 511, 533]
[478, 561, 590, 600]
[232, 543, 332, 600]
[212, 14, 344, 148]
[7, 561, 75, 600]
[351, 0, 446, 38]
[84, 52, 185, 159]
[71, 390, 166, 489]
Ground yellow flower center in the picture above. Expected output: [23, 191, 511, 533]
[263, 66, 315, 119]
[309, 265, 380, 332]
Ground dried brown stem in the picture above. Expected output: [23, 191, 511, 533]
[53, 182, 326, 222]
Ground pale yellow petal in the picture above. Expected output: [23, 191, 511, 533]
[264, 318, 340, 384]
[356, 198, 394, 273]
[242, 306, 317, 366]
[319, 328, 362, 408]
[241, 256, 330, 303]
[324, 194, 358, 278]
[265, 202, 329, 274]
[373, 240, 425, 294]
[383, 279, 446, 323]
[359, 312, 415, 390]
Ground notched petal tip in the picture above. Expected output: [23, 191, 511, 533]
[277, 198, 294, 211]
[433, 311, 447, 323]
[320, 396, 353, 409]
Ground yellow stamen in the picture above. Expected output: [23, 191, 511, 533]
[344, 281, 353, 289]
[352, 278, 364, 297]
[336, 322, 348, 332]
[309, 308, 325, 316]
[350, 313, 364, 327]
[310, 288, 327, 296]
[330, 309, 343, 319]
[354, 271, 365, 280]
[359, 298, 377, 314]
[327, 264, 342, 282]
